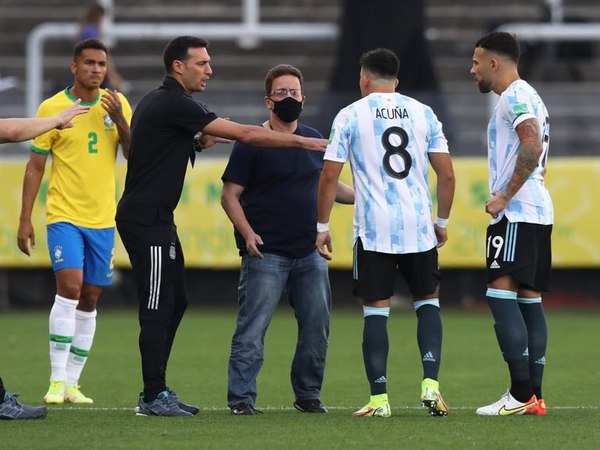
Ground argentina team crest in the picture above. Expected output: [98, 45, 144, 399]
[103, 114, 114, 127]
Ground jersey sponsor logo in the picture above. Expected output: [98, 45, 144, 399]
[169, 245, 176, 260]
[490, 260, 500, 269]
[512, 103, 529, 117]
[374, 107, 409, 120]
[103, 114, 114, 128]
[53, 245, 64, 264]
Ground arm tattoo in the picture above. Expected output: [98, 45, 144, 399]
[504, 119, 542, 199]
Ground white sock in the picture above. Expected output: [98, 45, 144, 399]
[49, 295, 78, 382]
[66, 309, 97, 387]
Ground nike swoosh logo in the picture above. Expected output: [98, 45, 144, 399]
[498, 402, 535, 416]
[352, 407, 374, 416]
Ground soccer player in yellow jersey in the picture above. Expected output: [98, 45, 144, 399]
[17, 39, 131, 405]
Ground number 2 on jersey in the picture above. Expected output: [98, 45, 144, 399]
[88, 132, 98, 154]
[382, 126, 412, 179]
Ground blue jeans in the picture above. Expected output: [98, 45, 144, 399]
[227, 250, 331, 407]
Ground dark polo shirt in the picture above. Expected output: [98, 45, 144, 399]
[222, 123, 324, 259]
[116, 76, 217, 225]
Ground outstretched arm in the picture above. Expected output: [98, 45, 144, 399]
[203, 117, 327, 152]
[0, 100, 89, 144]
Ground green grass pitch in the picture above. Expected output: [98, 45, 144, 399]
[1, 307, 599, 449]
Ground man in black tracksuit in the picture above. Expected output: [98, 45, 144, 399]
[116, 36, 327, 416]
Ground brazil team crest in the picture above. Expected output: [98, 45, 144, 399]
[103, 114, 114, 127]
[53, 245, 64, 264]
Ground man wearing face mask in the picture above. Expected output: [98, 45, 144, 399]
[221, 64, 354, 416]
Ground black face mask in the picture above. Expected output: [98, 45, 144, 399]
[272, 96, 303, 123]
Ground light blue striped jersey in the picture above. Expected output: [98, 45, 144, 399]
[325, 92, 449, 254]
[488, 79, 553, 225]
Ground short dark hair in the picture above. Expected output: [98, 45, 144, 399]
[264, 64, 304, 95]
[475, 31, 520, 64]
[359, 48, 399, 79]
[163, 36, 209, 73]
[73, 38, 107, 61]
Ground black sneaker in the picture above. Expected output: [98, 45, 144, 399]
[293, 399, 328, 413]
[136, 391, 192, 417]
[0, 393, 48, 420]
[230, 402, 263, 416]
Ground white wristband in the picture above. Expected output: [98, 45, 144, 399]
[316, 222, 329, 233]
[435, 217, 449, 228]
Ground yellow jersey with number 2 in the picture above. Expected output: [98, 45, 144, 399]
[31, 87, 132, 228]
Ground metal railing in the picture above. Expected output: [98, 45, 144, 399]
[26, 0, 337, 118]
[497, 22, 600, 41]
[26, 0, 600, 119]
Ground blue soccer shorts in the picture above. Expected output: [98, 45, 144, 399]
[47, 222, 115, 286]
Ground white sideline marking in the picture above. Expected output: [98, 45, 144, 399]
[48, 405, 599, 412]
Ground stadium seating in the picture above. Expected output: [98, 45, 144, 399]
[0, 0, 599, 156]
